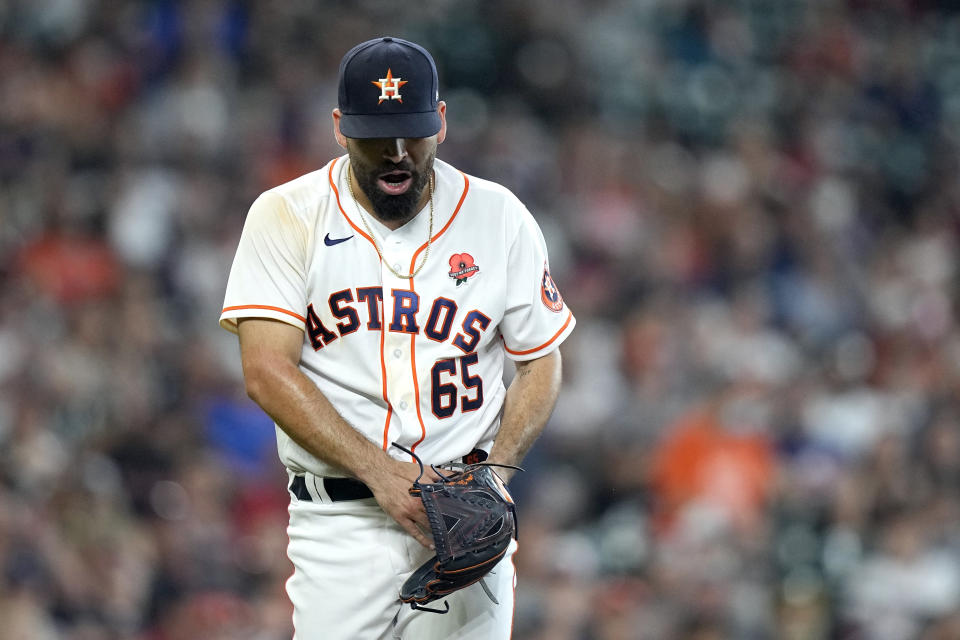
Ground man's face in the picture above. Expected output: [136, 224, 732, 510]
[347, 136, 438, 223]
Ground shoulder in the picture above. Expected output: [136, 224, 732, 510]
[259, 158, 341, 218]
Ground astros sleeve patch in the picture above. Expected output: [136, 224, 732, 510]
[500, 202, 575, 360]
[540, 263, 564, 312]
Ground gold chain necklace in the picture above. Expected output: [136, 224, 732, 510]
[346, 163, 434, 280]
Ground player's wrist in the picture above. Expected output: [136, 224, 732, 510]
[352, 454, 400, 491]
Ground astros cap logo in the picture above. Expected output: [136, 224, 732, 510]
[373, 69, 407, 104]
[337, 37, 441, 139]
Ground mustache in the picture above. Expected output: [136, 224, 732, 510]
[376, 160, 416, 174]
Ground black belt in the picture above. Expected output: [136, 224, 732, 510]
[288, 449, 486, 503]
[289, 475, 374, 502]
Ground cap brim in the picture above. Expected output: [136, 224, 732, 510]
[339, 111, 442, 139]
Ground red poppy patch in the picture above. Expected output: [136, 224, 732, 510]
[448, 253, 480, 286]
[540, 263, 564, 312]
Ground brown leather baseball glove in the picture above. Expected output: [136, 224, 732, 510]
[392, 443, 520, 614]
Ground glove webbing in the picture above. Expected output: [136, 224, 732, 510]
[392, 442, 522, 614]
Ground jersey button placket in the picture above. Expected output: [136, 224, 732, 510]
[382, 281, 415, 427]
[381, 235, 420, 422]
[381, 231, 413, 282]
[385, 349, 415, 418]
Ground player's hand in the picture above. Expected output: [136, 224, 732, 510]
[364, 459, 444, 549]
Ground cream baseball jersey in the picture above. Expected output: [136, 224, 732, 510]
[220, 156, 575, 477]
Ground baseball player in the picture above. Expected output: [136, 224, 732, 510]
[220, 37, 575, 639]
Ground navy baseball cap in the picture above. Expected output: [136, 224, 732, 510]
[337, 37, 442, 139]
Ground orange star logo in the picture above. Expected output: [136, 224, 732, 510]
[372, 68, 408, 104]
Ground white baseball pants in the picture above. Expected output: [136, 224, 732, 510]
[285, 473, 517, 639]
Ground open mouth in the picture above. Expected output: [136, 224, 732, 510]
[377, 170, 413, 195]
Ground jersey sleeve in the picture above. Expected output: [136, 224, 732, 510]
[219, 191, 309, 334]
[500, 203, 575, 361]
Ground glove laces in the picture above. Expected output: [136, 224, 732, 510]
[390, 442, 523, 613]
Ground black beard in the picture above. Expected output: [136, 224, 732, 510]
[351, 152, 434, 223]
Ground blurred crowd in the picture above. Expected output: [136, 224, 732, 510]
[2, 0, 960, 638]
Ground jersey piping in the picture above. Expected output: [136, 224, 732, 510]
[328, 159, 378, 251]
[503, 308, 574, 356]
[222, 304, 306, 324]
[328, 158, 396, 445]
[406, 172, 471, 289]
[378, 300, 394, 451]
[407, 172, 470, 453]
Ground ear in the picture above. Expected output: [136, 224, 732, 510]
[436, 101, 447, 145]
[332, 108, 348, 149]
